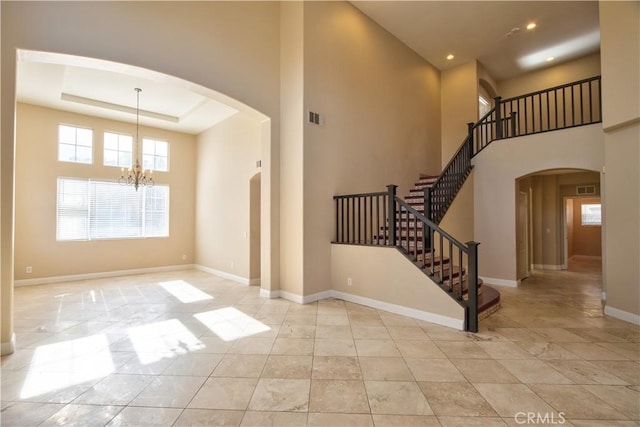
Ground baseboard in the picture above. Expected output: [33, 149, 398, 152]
[1, 333, 16, 356]
[570, 255, 602, 261]
[260, 288, 280, 299]
[532, 264, 564, 271]
[601, 291, 607, 301]
[604, 305, 640, 326]
[331, 290, 464, 330]
[194, 265, 252, 285]
[14, 264, 196, 287]
[480, 276, 518, 288]
[301, 290, 333, 304]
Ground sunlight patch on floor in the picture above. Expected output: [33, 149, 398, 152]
[127, 318, 205, 364]
[159, 280, 214, 303]
[194, 307, 270, 341]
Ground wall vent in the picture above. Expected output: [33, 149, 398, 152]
[307, 110, 323, 126]
[256, 160, 262, 168]
[576, 185, 596, 196]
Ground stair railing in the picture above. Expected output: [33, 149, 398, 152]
[429, 75, 602, 224]
[333, 184, 480, 332]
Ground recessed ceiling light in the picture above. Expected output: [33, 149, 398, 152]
[526, 22, 537, 30]
[446, 54, 454, 60]
[546, 56, 555, 62]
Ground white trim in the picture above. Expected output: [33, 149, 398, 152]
[604, 305, 640, 326]
[532, 264, 564, 271]
[260, 288, 280, 299]
[301, 291, 333, 304]
[331, 290, 464, 330]
[601, 291, 607, 301]
[278, 290, 304, 304]
[194, 265, 251, 285]
[480, 276, 519, 288]
[1, 333, 16, 356]
[14, 264, 195, 287]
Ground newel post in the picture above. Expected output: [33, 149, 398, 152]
[387, 185, 397, 247]
[466, 241, 479, 332]
[494, 96, 503, 139]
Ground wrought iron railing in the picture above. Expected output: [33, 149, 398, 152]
[333, 185, 480, 332]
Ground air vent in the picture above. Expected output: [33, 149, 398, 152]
[307, 110, 323, 126]
[576, 185, 596, 196]
[256, 160, 262, 168]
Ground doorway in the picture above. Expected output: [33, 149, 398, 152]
[564, 196, 602, 268]
[249, 172, 261, 283]
[516, 191, 530, 280]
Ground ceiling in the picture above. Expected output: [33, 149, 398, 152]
[16, 2, 600, 132]
[352, 1, 600, 81]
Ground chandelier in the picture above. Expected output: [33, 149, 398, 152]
[119, 88, 154, 191]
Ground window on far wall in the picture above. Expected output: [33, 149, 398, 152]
[57, 177, 169, 241]
[58, 124, 93, 164]
[103, 132, 133, 168]
[143, 138, 168, 172]
[581, 203, 601, 226]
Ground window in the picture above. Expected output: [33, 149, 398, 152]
[57, 178, 169, 241]
[143, 138, 168, 172]
[479, 95, 491, 119]
[103, 132, 133, 168]
[58, 124, 93, 164]
[581, 203, 601, 226]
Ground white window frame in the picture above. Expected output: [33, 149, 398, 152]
[58, 124, 93, 164]
[581, 203, 601, 226]
[142, 138, 169, 172]
[103, 131, 133, 168]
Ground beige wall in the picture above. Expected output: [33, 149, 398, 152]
[331, 245, 464, 328]
[14, 103, 195, 281]
[600, 1, 640, 320]
[498, 52, 601, 99]
[473, 125, 604, 285]
[195, 113, 261, 281]
[571, 198, 602, 257]
[302, 1, 441, 296]
[438, 172, 475, 244]
[2, 1, 281, 351]
[441, 61, 478, 167]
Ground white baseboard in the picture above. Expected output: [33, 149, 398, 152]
[14, 264, 196, 287]
[532, 264, 564, 271]
[480, 276, 519, 288]
[601, 291, 607, 301]
[1, 333, 16, 356]
[256, 288, 463, 330]
[604, 305, 640, 326]
[331, 290, 465, 330]
[195, 265, 253, 286]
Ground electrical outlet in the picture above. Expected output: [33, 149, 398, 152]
[26, 266, 32, 274]
[347, 277, 352, 286]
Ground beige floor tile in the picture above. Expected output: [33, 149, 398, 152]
[421, 324, 469, 341]
[162, 353, 223, 376]
[351, 326, 391, 339]
[73, 373, 154, 405]
[558, 342, 630, 360]
[438, 416, 508, 426]
[473, 383, 556, 417]
[372, 414, 440, 426]
[309, 379, 370, 413]
[316, 314, 350, 326]
[348, 314, 384, 326]
[355, 339, 401, 357]
[283, 313, 317, 325]
[212, 354, 268, 378]
[529, 327, 590, 342]
[316, 325, 353, 339]
[314, 339, 357, 356]
[588, 360, 640, 384]
[395, 340, 447, 358]
[386, 326, 429, 340]
[188, 377, 258, 410]
[365, 380, 432, 415]
[379, 312, 418, 327]
[241, 411, 308, 426]
[277, 324, 316, 339]
[451, 358, 519, 383]
[105, 407, 182, 426]
[517, 341, 582, 359]
[497, 359, 573, 384]
[312, 356, 362, 380]
[529, 384, 627, 420]
[582, 385, 640, 420]
[228, 337, 275, 355]
[262, 355, 312, 379]
[434, 341, 491, 359]
[173, 409, 244, 426]
[475, 341, 533, 359]
[418, 382, 497, 416]
[358, 357, 413, 381]
[546, 360, 629, 385]
[597, 342, 640, 360]
[247, 378, 310, 412]
[308, 413, 373, 426]
[493, 327, 547, 342]
[0, 402, 64, 427]
[129, 375, 206, 408]
[405, 358, 466, 382]
[40, 404, 123, 426]
[270, 338, 314, 355]
[569, 421, 638, 426]
[194, 336, 235, 353]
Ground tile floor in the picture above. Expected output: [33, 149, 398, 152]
[1, 258, 638, 426]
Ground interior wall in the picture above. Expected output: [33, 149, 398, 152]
[571, 198, 602, 257]
[473, 125, 604, 285]
[566, 199, 574, 259]
[599, 0, 640, 321]
[1, 1, 281, 351]
[497, 52, 602, 98]
[14, 103, 196, 281]
[195, 113, 261, 281]
[250, 173, 262, 281]
[302, 1, 441, 296]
